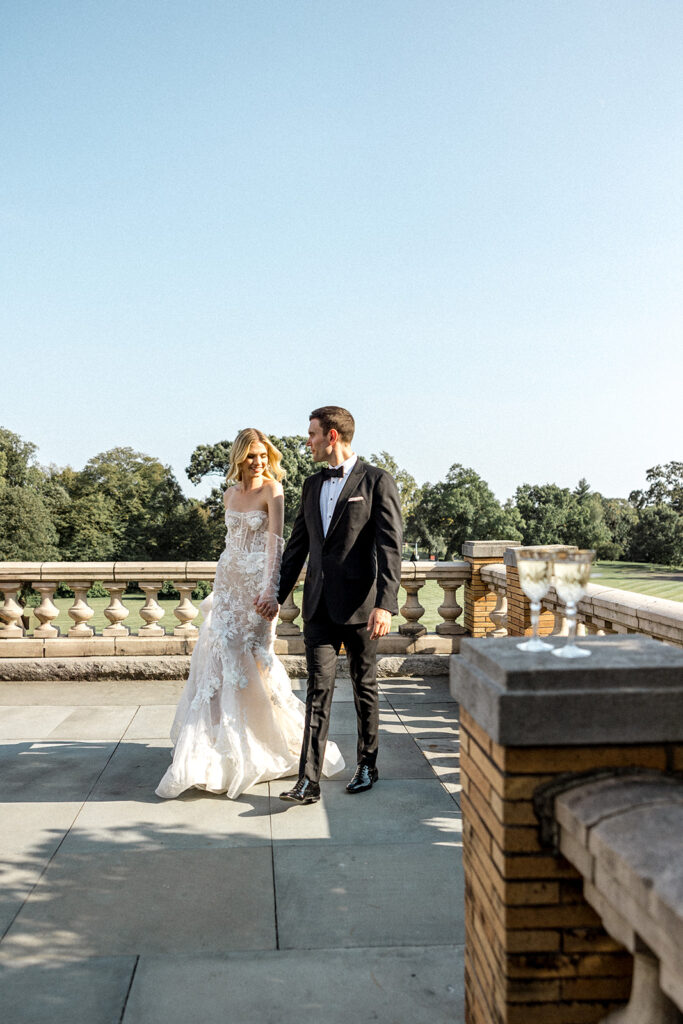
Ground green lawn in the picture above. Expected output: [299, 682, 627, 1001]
[590, 561, 683, 603]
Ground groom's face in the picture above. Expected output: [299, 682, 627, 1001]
[307, 418, 334, 463]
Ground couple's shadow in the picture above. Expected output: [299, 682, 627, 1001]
[178, 785, 298, 817]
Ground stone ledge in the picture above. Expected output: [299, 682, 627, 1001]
[450, 635, 683, 745]
[0, 653, 452, 682]
[554, 772, 683, 1014]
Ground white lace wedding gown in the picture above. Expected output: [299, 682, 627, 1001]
[156, 508, 344, 799]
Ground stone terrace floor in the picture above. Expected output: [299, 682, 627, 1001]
[0, 674, 464, 1024]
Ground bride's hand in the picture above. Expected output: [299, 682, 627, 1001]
[254, 596, 279, 621]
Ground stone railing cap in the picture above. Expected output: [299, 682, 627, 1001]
[462, 540, 520, 558]
[451, 635, 683, 746]
[555, 772, 683, 976]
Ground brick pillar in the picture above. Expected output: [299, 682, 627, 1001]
[462, 541, 521, 639]
[451, 635, 683, 1024]
[504, 545, 576, 638]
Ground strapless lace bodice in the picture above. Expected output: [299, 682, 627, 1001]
[224, 508, 269, 550]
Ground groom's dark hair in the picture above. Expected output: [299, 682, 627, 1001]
[310, 406, 355, 443]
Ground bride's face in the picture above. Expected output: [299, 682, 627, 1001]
[240, 442, 268, 483]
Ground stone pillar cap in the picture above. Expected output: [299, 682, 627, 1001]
[450, 635, 683, 746]
[462, 540, 521, 558]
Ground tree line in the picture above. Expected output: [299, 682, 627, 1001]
[1, 427, 681, 568]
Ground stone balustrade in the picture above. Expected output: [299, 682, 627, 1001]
[0, 559, 470, 658]
[469, 542, 683, 649]
[2, 547, 682, 659]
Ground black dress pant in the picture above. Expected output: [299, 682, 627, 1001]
[300, 595, 379, 782]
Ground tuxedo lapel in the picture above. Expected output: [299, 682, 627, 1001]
[324, 460, 365, 542]
[308, 470, 326, 545]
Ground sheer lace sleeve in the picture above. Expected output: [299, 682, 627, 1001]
[258, 531, 284, 605]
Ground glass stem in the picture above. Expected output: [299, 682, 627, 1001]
[530, 600, 540, 640]
[565, 602, 577, 647]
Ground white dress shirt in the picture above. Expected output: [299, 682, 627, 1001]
[319, 453, 358, 536]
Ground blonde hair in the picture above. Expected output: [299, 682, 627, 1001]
[226, 428, 285, 484]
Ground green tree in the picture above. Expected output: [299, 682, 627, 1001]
[600, 498, 638, 560]
[628, 504, 683, 567]
[513, 483, 577, 545]
[54, 447, 188, 560]
[408, 465, 522, 559]
[369, 451, 418, 525]
[630, 462, 683, 514]
[566, 479, 613, 554]
[0, 428, 59, 560]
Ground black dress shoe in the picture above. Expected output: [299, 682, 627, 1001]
[279, 777, 320, 804]
[346, 763, 379, 794]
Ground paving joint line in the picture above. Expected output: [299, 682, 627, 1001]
[118, 954, 140, 1023]
[268, 782, 280, 951]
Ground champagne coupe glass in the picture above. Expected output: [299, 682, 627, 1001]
[515, 550, 554, 652]
[551, 550, 595, 659]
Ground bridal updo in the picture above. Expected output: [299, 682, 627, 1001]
[227, 428, 286, 484]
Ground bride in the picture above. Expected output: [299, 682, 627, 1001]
[156, 428, 344, 799]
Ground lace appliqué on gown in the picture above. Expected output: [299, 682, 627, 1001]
[156, 509, 344, 799]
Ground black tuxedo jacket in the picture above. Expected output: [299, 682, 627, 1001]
[278, 460, 403, 626]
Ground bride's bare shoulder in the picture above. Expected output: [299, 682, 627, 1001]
[264, 478, 284, 498]
[223, 485, 238, 509]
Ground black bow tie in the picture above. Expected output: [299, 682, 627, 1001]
[321, 465, 344, 480]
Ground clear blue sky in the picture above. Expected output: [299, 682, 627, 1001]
[2, 1, 681, 502]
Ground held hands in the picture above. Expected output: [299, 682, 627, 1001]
[367, 607, 391, 640]
[254, 596, 279, 621]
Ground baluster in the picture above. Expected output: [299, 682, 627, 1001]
[436, 581, 464, 635]
[0, 583, 25, 637]
[67, 585, 95, 637]
[550, 609, 569, 637]
[103, 584, 130, 637]
[173, 584, 199, 637]
[399, 581, 426, 637]
[576, 621, 587, 637]
[33, 582, 60, 638]
[138, 583, 166, 635]
[277, 590, 301, 636]
[487, 586, 508, 638]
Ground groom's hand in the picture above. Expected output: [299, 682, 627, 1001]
[367, 607, 391, 640]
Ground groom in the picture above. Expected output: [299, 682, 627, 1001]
[276, 406, 403, 805]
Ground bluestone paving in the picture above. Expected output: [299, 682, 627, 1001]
[0, 705, 75, 739]
[0, 741, 116, 802]
[2, 847, 277, 958]
[63, 786, 272, 852]
[47, 706, 138, 740]
[270, 778, 462, 846]
[274, 841, 464, 949]
[122, 945, 465, 1024]
[0, 955, 137, 1024]
[331, 731, 435, 779]
[389, 700, 461, 737]
[0, 677, 465, 1022]
[123, 703, 177, 739]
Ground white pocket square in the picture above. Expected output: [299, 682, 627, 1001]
[348, 496, 364, 502]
